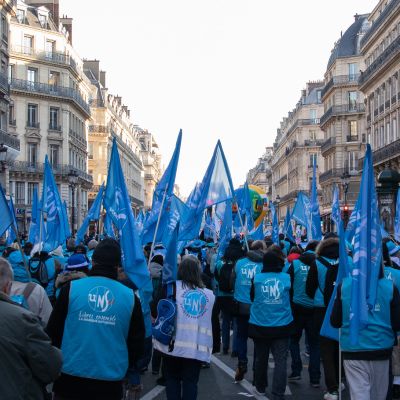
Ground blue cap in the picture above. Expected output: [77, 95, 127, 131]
[65, 254, 89, 271]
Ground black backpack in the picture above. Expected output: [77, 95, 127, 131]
[29, 256, 49, 289]
[215, 260, 235, 293]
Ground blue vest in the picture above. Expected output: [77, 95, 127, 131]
[234, 257, 262, 304]
[314, 257, 338, 307]
[249, 272, 293, 327]
[292, 259, 314, 308]
[30, 257, 56, 298]
[61, 276, 134, 380]
[340, 277, 394, 352]
[384, 266, 400, 291]
[282, 260, 290, 273]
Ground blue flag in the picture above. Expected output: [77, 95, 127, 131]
[41, 156, 67, 251]
[0, 185, 13, 238]
[76, 184, 104, 244]
[248, 222, 264, 241]
[395, 189, 400, 242]
[5, 196, 17, 246]
[103, 211, 115, 239]
[162, 222, 179, 285]
[142, 130, 182, 245]
[217, 200, 233, 259]
[320, 186, 350, 340]
[180, 140, 235, 241]
[104, 138, 149, 289]
[283, 207, 295, 242]
[270, 201, 279, 245]
[350, 144, 382, 345]
[345, 195, 361, 244]
[310, 161, 322, 240]
[292, 192, 313, 241]
[28, 186, 40, 244]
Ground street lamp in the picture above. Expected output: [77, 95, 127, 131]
[341, 171, 350, 228]
[68, 170, 79, 235]
[0, 143, 8, 193]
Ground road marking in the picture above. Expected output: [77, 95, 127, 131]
[140, 385, 165, 400]
[211, 355, 270, 400]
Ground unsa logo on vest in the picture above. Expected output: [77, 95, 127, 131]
[88, 286, 115, 313]
[261, 278, 285, 303]
[182, 290, 208, 318]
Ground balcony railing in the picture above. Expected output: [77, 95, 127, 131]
[9, 119, 16, 126]
[321, 137, 336, 154]
[10, 45, 79, 74]
[48, 124, 62, 131]
[321, 74, 360, 98]
[0, 71, 9, 94]
[26, 121, 40, 129]
[392, 95, 397, 105]
[346, 135, 359, 142]
[319, 168, 358, 184]
[360, 0, 400, 49]
[10, 78, 90, 116]
[304, 139, 325, 147]
[89, 125, 110, 133]
[285, 118, 320, 137]
[8, 161, 93, 183]
[320, 104, 365, 126]
[0, 129, 20, 151]
[360, 35, 400, 86]
[371, 139, 400, 166]
[380, 104, 384, 114]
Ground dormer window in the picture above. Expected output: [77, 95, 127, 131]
[38, 13, 47, 28]
[16, 9, 25, 24]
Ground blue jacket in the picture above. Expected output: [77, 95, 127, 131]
[8, 251, 30, 283]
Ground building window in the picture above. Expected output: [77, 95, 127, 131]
[45, 40, 55, 59]
[27, 68, 37, 89]
[28, 143, 37, 166]
[7, 64, 14, 82]
[9, 102, 15, 125]
[393, 119, 398, 140]
[348, 91, 357, 110]
[348, 151, 358, 172]
[387, 121, 391, 143]
[38, 13, 47, 28]
[316, 90, 322, 103]
[88, 142, 93, 159]
[348, 121, 357, 138]
[49, 71, 60, 88]
[16, 9, 25, 24]
[1, 14, 8, 42]
[309, 109, 317, 123]
[49, 107, 59, 130]
[27, 104, 38, 127]
[309, 153, 317, 167]
[348, 63, 357, 81]
[15, 182, 25, 204]
[309, 130, 316, 141]
[27, 182, 38, 205]
[50, 144, 59, 166]
[23, 35, 33, 55]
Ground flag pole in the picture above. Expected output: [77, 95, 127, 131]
[235, 201, 249, 251]
[147, 184, 169, 267]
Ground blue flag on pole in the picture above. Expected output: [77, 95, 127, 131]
[180, 140, 235, 241]
[320, 186, 350, 340]
[292, 192, 312, 240]
[248, 222, 264, 241]
[270, 201, 279, 245]
[142, 130, 182, 245]
[350, 144, 382, 345]
[28, 187, 40, 244]
[162, 222, 179, 285]
[0, 184, 13, 237]
[104, 138, 149, 289]
[41, 156, 67, 251]
[395, 188, 400, 242]
[6, 196, 17, 245]
[310, 160, 322, 240]
[103, 211, 115, 239]
[283, 207, 295, 242]
[76, 184, 104, 244]
[217, 200, 233, 260]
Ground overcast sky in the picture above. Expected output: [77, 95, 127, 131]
[61, 0, 377, 197]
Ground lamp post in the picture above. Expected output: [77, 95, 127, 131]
[340, 171, 350, 228]
[0, 143, 8, 193]
[68, 170, 79, 236]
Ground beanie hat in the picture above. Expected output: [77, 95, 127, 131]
[65, 254, 89, 271]
[92, 238, 121, 267]
[88, 239, 98, 250]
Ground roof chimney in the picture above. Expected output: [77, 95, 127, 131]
[24, 0, 59, 25]
[60, 15, 73, 44]
[100, 71, 106, 88]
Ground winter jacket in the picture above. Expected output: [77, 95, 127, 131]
[55, 270, 87, 293]
[0, 292, 62, 399]
[8, 249, 30, 283]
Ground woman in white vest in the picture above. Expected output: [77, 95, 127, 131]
[154, 255, 215, 400]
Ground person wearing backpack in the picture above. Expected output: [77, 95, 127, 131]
[153, 255, 215, 400]
[231, 239, 265, 382]
[287, 240, 320, 387]
[306, 236, 342, 400]
[213, 238, 245, 355]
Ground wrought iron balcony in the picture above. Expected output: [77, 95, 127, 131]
[321, 74, 360, 98]
[26, 121, 40, 129]
[319, 168, 358, 184]
[360, 0, 400, 49]
[304, 139, 325, 147]
[0, 71, 9, 94]
[320, 104, 365, 127]
[48, 124, 62, 131]
[285, 118, 320, 137]
[10, 78, 90, 117]
[321, 137, 336, 154]
[89, 125, 110, 133]
[0, 129, 19, 151]
[359, 35, 400, 86]
[371, 139, 400, 166]
[10, 45, 79, 74]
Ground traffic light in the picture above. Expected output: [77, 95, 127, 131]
[343, 204, 349, 227]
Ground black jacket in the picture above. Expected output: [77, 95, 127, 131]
[306, 238, 339, 308]
[46, 266, 145, 400]
[331, 280, 400, 360]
